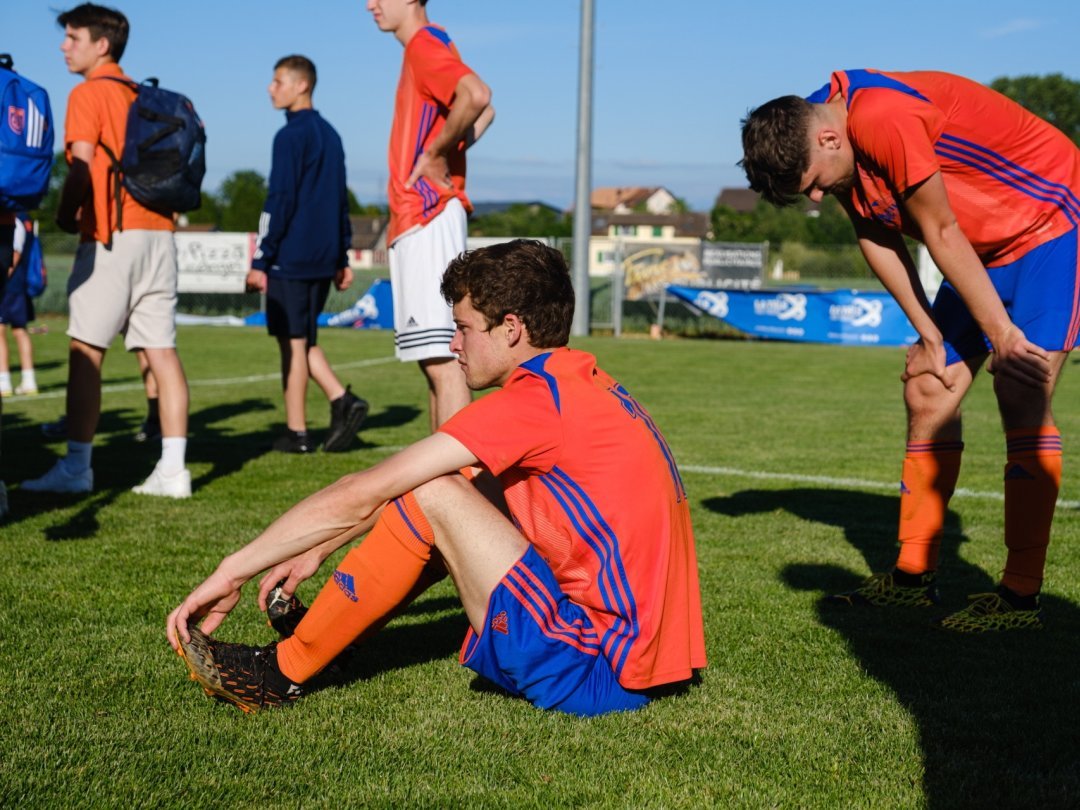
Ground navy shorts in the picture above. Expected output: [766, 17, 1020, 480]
[265, 276, 332, 346]
[0, 223, 12, 298]
[935, 228, 1080, 365]
[460, 545, 650, 717]
[0, 291, 33, 328]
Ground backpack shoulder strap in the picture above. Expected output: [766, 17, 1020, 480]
[89, 75, 139, 236]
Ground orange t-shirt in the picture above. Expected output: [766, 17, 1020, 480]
[819, 69, 1080, 267]
[386, 25, 474, 245]
[64, 62, 173, 244]
[440, 349, 707, 690]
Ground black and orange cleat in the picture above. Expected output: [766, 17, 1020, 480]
[177, 625, 304, 713]
[265, 580, 308, 638]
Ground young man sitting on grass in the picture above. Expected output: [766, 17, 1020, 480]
[167, 239, 707, 717]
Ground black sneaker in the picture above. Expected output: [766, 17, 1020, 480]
[177, 626, 304, 713]
[41, 415, 67, 440]
[266, 580, 308, 638]
[324, 387, 369, 453]
[272, 430, 316, 454]
[134, 418, 161, 443]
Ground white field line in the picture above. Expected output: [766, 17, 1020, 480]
[4, 356, 398, 402]
[357, 454, 1080, 510]
[679, 463, 1080, 510]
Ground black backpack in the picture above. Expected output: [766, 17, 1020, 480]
[96, 76, 206, 229]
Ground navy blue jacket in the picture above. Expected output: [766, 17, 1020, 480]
[252, 109, 351, 279]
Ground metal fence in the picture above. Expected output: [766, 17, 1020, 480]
[36, 232, 376, 319]
[34, 233, 883, 336]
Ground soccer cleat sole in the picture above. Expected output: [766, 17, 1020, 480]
[826, 590, 939, 608]
[177, 626, 259, 714]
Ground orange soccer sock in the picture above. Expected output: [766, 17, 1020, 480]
[276, 491, 443, 683]
[894, 439, 964, 575]
[1001, 427, 1062, 597]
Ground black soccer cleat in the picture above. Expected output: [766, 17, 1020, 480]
[265, 580, 308, 638]
[323, 387, 369, 453]
[826, 570, 941, 607]
[177, 626, 304, 713]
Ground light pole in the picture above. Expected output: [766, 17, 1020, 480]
[571, 0, 595, 337]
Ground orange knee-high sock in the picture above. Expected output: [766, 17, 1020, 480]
[895, 440, 964, 575]
[276, 491, 442, 682]
[1002, 427, 1062, 596]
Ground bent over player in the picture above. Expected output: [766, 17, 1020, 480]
[741, 69, 1080, 631]
[167, 240, 706, 715]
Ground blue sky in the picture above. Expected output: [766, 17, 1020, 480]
[6, 0, 1080, 211]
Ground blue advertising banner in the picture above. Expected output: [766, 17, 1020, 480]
[323, 278, 395, 329]
[243, 279, 396, 330]
[667, 285, 918, 346]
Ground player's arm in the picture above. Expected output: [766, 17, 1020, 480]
[250, 132, 301, 278]
[166, 433, 479, 648]
[8, 220, 21, 277]
[840, 198, 953, 386]
[405, 73, 493, 190]
[55, 141, 94, 234]
[335, 179, 353, 291]
[465, 99, 495, 149]
[902, 171, 1050, 387]
[254, 504, 388, 611]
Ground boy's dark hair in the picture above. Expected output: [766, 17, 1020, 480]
[441, 239, 575, 349]
[274, 55, 317, 93]
[57, 3, 130, 62]
[739, 95, 815, 207]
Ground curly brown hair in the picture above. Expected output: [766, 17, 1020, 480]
[739, 95, 814, 207]
[441, 239, 574, 349]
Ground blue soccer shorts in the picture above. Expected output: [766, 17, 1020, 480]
[459, 545, 649, 717]
[266, 276, 332, 346]
[934, 227, 1080, 365]
[0, 290, 33, 328]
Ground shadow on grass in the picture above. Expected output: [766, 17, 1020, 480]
[706, 487, 1080, 808]
[335, 612, 469, 682]
[360, 404, 422, 432]
[6, 398, 277, 540]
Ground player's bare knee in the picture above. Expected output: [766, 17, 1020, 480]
[903, 374, 950, 418]
[412, 472, 475, 520]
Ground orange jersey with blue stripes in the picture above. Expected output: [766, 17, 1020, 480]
[811, 69, 1080, 267]
[439, 348, 707, 690]
[386, 25, 474, 245]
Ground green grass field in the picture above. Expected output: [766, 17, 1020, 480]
[2, 321, 1079, 808]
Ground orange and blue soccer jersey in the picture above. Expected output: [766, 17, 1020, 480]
[808, 69, 1080, 267]
[439, 348, 707, 691]
[386, 25, 474, 245]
